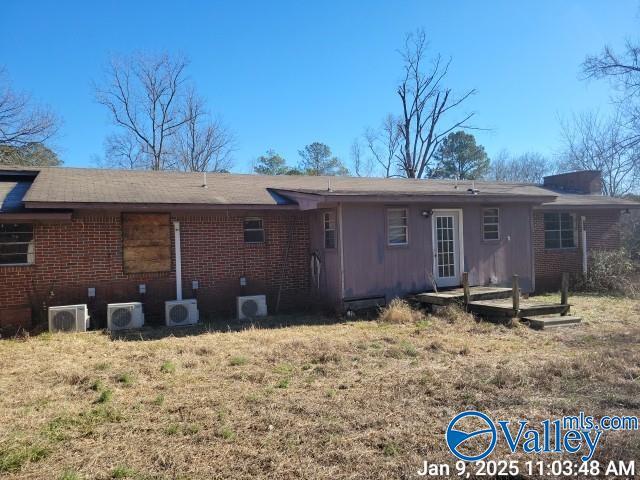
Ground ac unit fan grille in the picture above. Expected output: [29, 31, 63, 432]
[111, 308, 132, 328]
[241, 299, 259, 318]
[53, 310, 76, 332]
[169, 304, 189, 324]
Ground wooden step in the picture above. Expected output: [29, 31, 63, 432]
[518, 303, 571, 317]
[521, 315, 582, 330]
[414, 287, 512, 306]
[467, 300, 571, 318]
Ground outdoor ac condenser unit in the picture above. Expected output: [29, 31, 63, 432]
[165, 299, 199, 326]
[107, 302, 144, 331]
[48, 304, 90, 333]
[237, 295, 268, 320]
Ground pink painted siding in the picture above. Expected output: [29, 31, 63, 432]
[332, 203, 534, 303]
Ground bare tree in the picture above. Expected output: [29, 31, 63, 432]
[95, 53, 192, 170]
[174, 90, 234, 172]
[396, 30, 476, 178]
[583, 38, 640, 150]
[489, 150, 552, 184]
[364, 114, 401, 177]
[559, 111, 639, 196]
[101, 133, 146, 170]
[350, 138, 373, 177]
[0, 68, 59, 148]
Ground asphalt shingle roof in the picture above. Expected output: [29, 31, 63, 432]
[0, 165, 637, 209]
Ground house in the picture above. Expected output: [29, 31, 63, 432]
[0, 165, 637, 331]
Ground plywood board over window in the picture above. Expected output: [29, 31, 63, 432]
[122, 213, 171, 273]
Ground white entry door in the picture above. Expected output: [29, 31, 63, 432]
[432, 210, 463, 288]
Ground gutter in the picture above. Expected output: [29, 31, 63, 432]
[0, 212, 72, 221]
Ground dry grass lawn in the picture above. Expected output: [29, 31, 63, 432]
[0, 293, 638, 479]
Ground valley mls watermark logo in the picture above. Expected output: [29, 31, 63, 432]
[446, 411, 497, 461]
[445, 410, 639, 462]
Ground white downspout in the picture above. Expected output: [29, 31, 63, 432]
[581, 216, 587, 275]
[337, 203, 345, 303]
[174, 221, 183, 301]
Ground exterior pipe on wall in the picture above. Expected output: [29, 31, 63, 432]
[337, 203, 345, 302]
[174, 221, 183, 301]
[581, 216, 587, 275]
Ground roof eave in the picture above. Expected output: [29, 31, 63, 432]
[22, 201, 300, 211]
[536, 203, 640, 210]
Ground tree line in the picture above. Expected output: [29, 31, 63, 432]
[1, 24, 639, 196]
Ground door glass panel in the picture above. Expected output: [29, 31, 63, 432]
[435, 215, 456, 278]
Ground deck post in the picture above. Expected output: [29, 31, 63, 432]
[462, 272, 470, 308]
[512, 274, 520, 314]
[560, 273, 569, 316]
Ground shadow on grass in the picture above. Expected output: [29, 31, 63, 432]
[107, 313, 362, 341]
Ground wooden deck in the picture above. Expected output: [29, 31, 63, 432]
[410, 273, 581, 329]
[413, 286, 512, 306]
[467, 299, 570, 319]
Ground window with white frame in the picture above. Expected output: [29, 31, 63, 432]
[544, 212, 576, 249]
[0, 223, 34, 265]
[387, 208, 408, 245]
[243, 217, 264, 243]
[323, 211, 336, 249]
[482, 208, 500, 241]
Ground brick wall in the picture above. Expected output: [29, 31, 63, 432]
[533, 209, 621, 291]
[0, 210, 311, 329]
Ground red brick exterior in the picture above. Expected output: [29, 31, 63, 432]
[533, 209, 622, 291]
[0, 211, 311, 329]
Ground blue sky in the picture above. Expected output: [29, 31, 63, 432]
[2, 0, 638, 172]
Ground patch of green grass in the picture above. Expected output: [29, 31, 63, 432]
[89, 379, 103, 391]
[219, 427, 235, 440]
[325, 388, 337, 398]
[38, 332, 53, 341]
[0, 444, 49, 473]
[59, 469, 82, 480]
[183, 423, 200, 435]
[152, 394, 165, 406]
[111, 465, 136, 478]
[415, 319, 431, 331]
[164, 424, 179, 436]
[94, 362, 110, 371]
[400, 340, 418, 357]
[160, 360, 176, 374]
[117, 373, 134, 386]
[273, 363, 294, 375]
[96, 388, 112, 404]
[382, 441, 399, 457]
[45, 406, 123, 442]
[229, 355, 248, 366]
[276, 378, 290, 389]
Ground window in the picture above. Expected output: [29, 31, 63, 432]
[387, 208, 408, 245]
[323, 212, 336, 249]
[0, 223, 34, 265]
[483, 208, 500, 241]
[243, 217, 264, 243]
[544, 212, 576, 249]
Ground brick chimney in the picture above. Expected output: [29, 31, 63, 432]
[543, 170, 602, 194]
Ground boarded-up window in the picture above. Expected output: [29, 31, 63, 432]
[122, 213, 171, 273]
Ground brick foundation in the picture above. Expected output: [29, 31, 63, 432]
[533, 209, 621, 291]
[0, 211, 311, 328]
